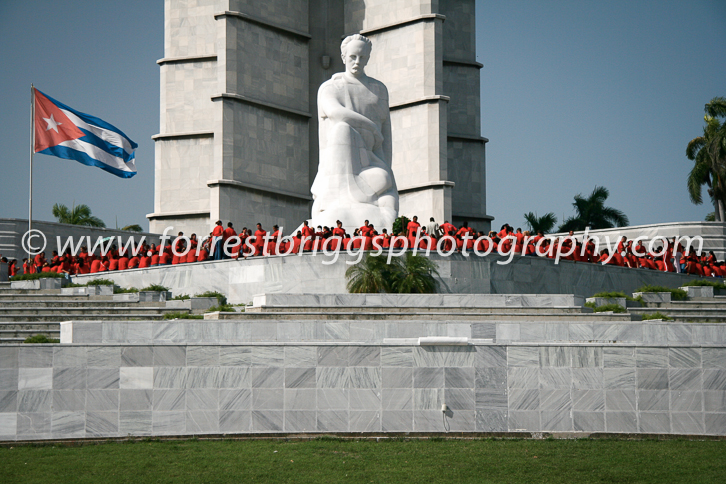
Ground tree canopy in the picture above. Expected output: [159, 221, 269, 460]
[558, 186, 629, 232]
[51, 203, 106, 227]
[687, 96, 726, 221]
[523, 212, 557, 234]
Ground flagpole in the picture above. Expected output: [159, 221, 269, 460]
[28, 85, 34, 261]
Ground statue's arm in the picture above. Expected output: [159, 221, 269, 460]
[382, 110, 392, 167]
[319, 83, 380, 136]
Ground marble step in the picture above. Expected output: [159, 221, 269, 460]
[206, 311, 636, 322]
[0, 306, 177, 314]
[0, 313, 175, 322]
[0, 329, 60, 340]
[246, 305, 589, 314]
[0, 300, 166, 308]
[643, 301, 726, 309]
[0, 288, 63, 295]
[0, 322, 61, 329]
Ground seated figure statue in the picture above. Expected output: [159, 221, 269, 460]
[309, 34, 398, 232]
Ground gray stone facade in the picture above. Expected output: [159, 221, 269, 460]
[149, 0, 491, 237]
[2, 343, 724, 440]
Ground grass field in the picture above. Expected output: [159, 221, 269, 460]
[2, 437, 725, 483]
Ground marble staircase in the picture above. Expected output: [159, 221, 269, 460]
[0, 286, 188, 342]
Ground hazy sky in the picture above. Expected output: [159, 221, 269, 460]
[1, 0, 724, 232]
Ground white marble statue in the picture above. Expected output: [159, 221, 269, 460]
[308, 34, 399, 232]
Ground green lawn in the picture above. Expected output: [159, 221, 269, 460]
[2, 438, 725, 483]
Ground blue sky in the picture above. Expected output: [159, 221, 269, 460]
[1, 0, 724, 231]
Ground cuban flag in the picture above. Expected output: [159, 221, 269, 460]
[33, 88, 137, 178]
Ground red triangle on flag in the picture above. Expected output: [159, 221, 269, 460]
[34, 89, 85, 153]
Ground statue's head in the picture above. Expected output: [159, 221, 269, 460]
[341, 34, 372, 78]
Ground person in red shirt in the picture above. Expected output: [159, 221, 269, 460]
[172, 232, 185, 264]
[253, 223, 267, 256]
[332, 220, 346, 238]
[159, 249, 172, 266]
[291, 231, 303, 254]
[406, 216, 421, 248]
[118, 250, 129, 270]
[184, 234, 198, 263]
[211, 220, 225, 260]
[440, 221, 457, 238]
[222, 223, 236, 259]
[359, 220, 373, 237]
[267, 225, 282, 255]
[301, 221, 314, 239]
[197, 236, 211, 262]
[139, 251, 151, 268]
[76, 258, 90, 275]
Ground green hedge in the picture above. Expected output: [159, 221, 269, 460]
[635, 285, 688, 301]
[10, 272, 64, 281]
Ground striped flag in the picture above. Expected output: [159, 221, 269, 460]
[33, 88, 137, 178]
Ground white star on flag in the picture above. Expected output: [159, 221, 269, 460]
[43, 114, 62, 133]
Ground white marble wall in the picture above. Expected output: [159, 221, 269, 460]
[71, 252, 702, 305]
[2, 343, 725, 440]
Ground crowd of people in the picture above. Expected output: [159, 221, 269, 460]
[4, 217, 721, 278]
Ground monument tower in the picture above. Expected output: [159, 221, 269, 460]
[148, 0, 492, 235]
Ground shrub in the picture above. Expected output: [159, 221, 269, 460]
[24, 335, 60, 343]
[85, 278, 115, 286]
[172, 294, 191, 301]
[195, 291, 227, 306]
[641, 312, 673, 321]
[591, 291, 627, 298]
[163, 312, 203, 320]
[114, 286, 139, 294]
[390, 252, 440, 294]
[140, 284, 170, 292]
[586, 302, 626, 313]
[205, 304, 235, 313]
[10, 272, 64, 281]
[682, 279, 726, 289]
[635, 285, 687, 301]
[346, 254, 395, 293]
[392, 216, 410, 236]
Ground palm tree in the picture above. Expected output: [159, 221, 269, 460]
[687, 114, 725, 221]
[523, 212, 557, 234]
[345, 254, 394, 293]
[52, 203, 106, 227]
[121, 224, 143, 232]
[558, 186, 629, 232]
[390, 253, 439, 294]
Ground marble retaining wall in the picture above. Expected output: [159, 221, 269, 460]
[251, 293, 584, 308]
[71, 253, 701, 304]
[1, 343, 725, 440]
[60, 320, 726, 347]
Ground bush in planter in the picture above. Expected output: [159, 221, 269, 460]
[591, 290, 642, 303]
[140, 284, 170, 292]
[163, 312, 203, 320]
[584, 302, 626, 313]
[10, 272, 64, 281]
[24, 335, 60, 343]
[634, 285, 687, 301]
[205, 304, 235, 313]
[85, 278, 116, 286]
[114, 286, 139, 294]
[172, 294, 191, 300]
[682, 280, 726, 290]
[195, 291, 227, 306]
[641, 312, 674, 321]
